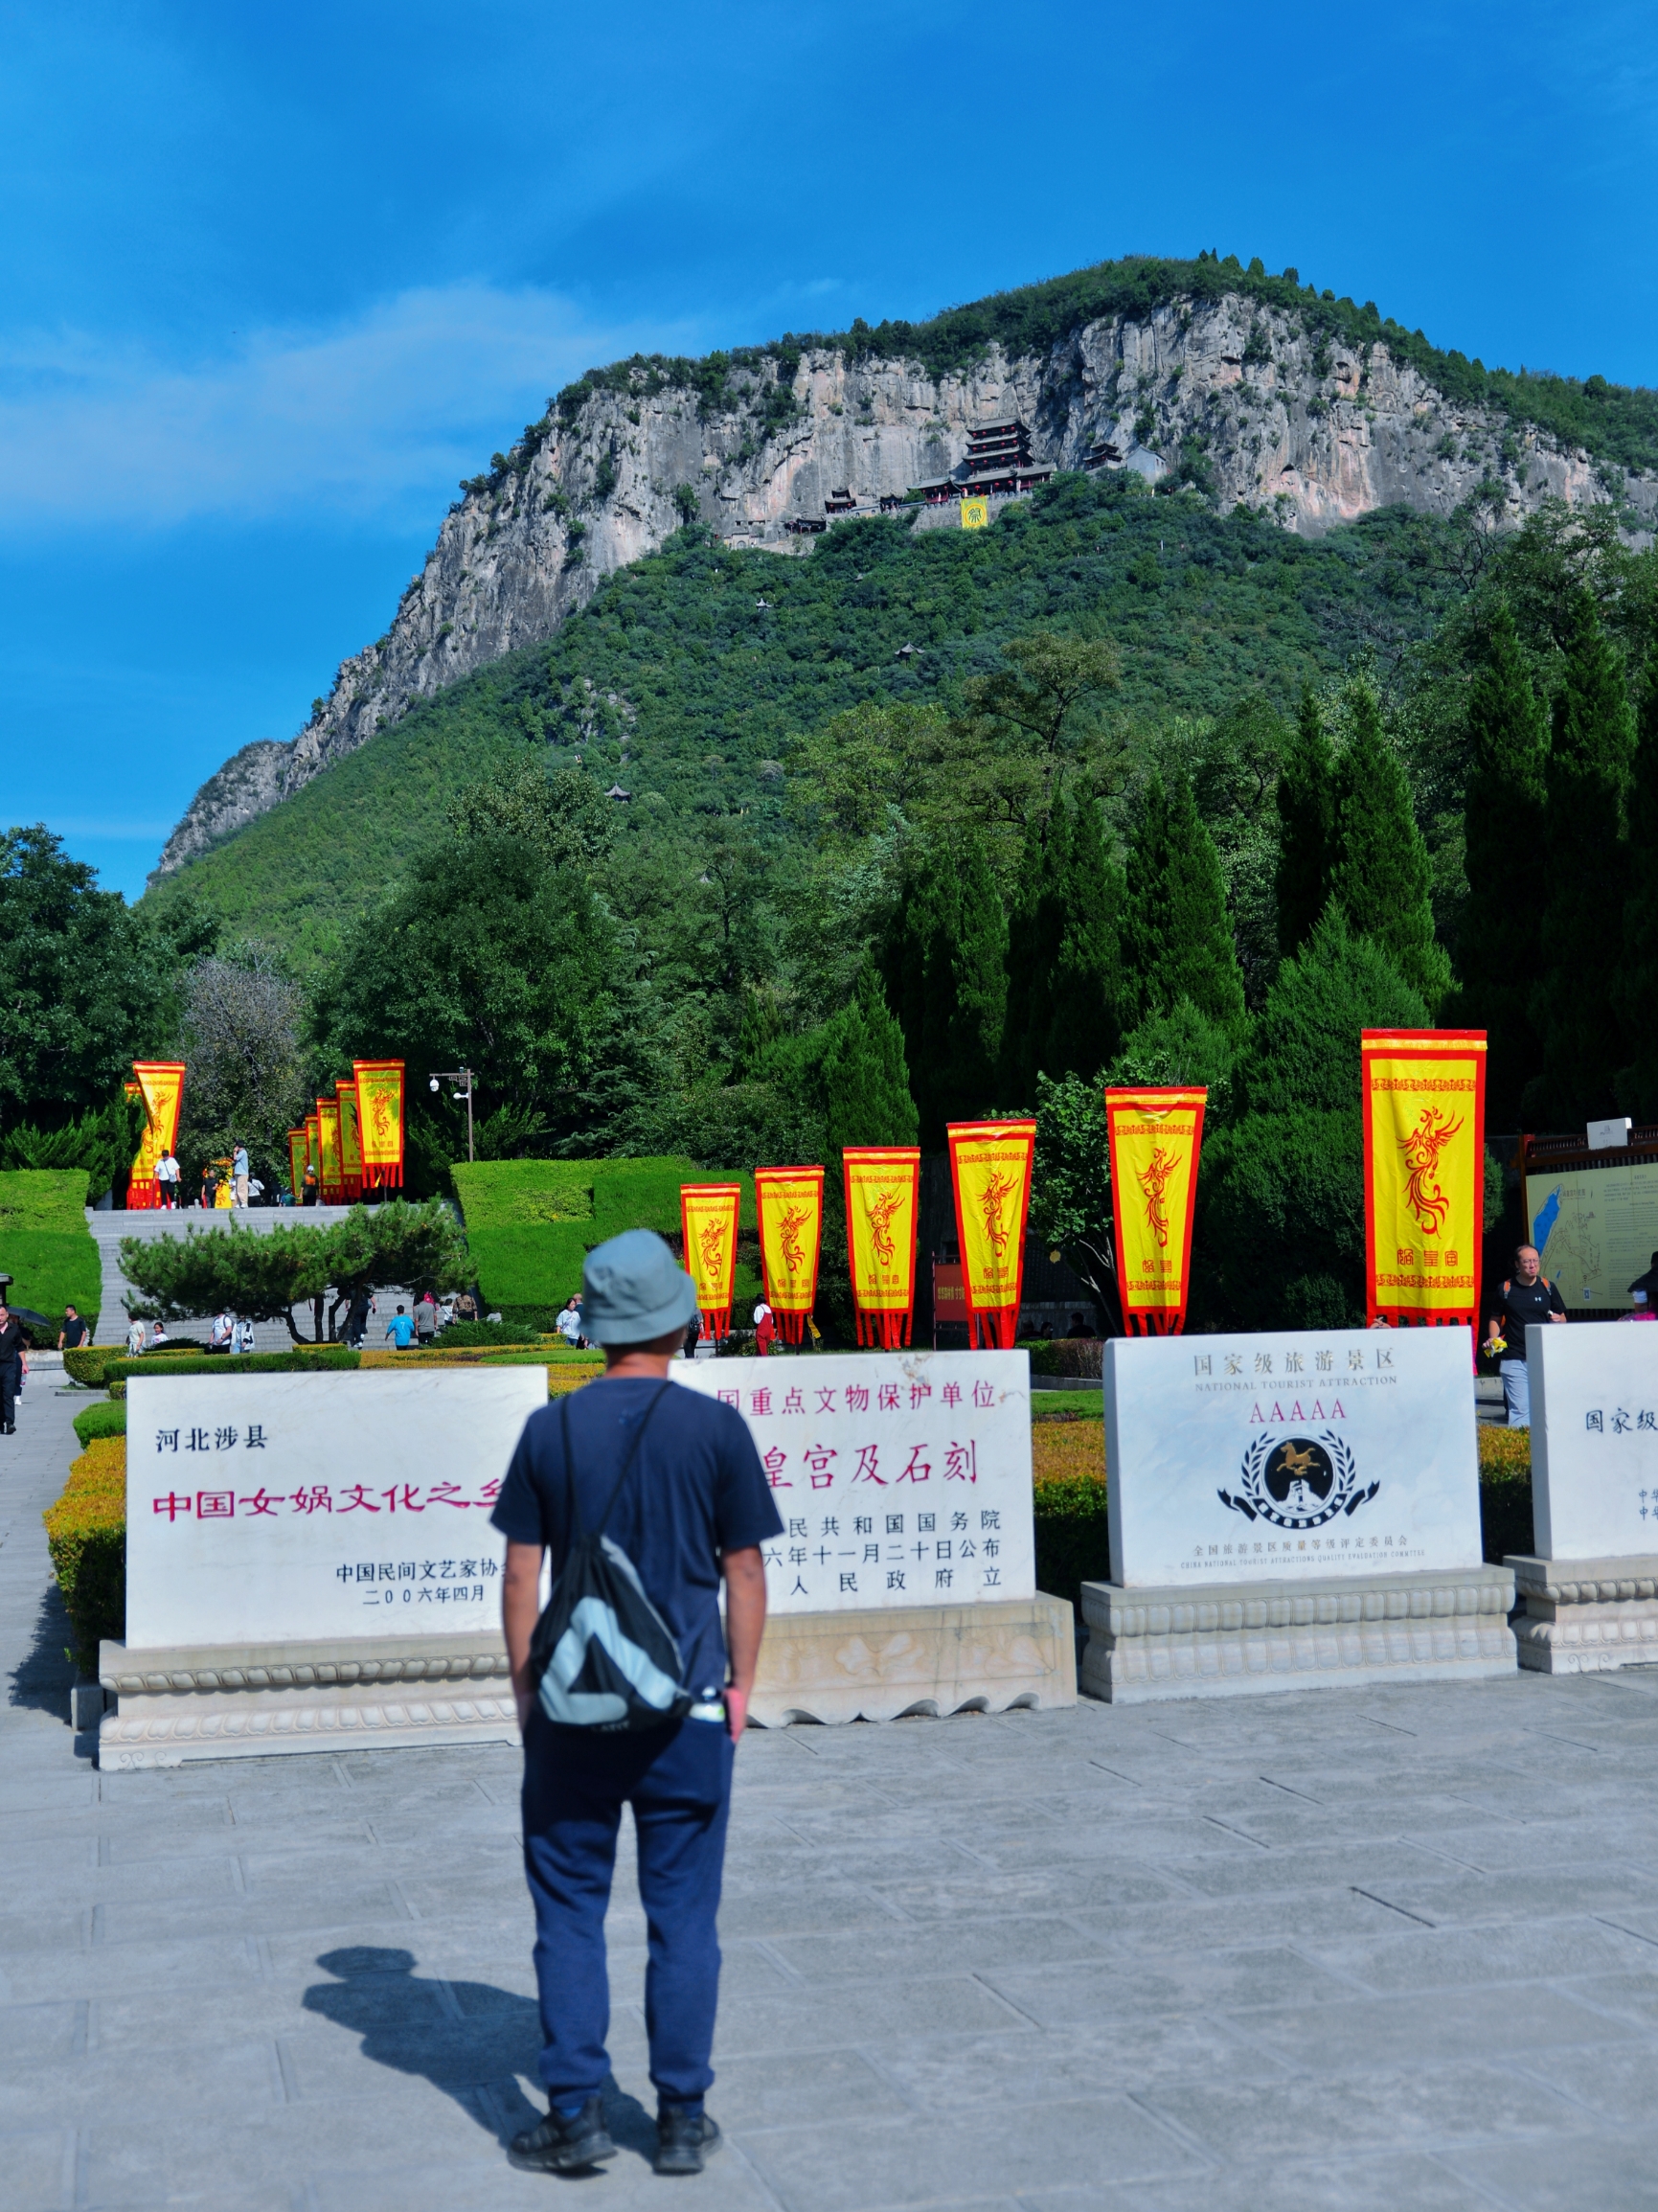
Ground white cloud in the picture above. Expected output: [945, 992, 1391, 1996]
[0, 284, 705, 529]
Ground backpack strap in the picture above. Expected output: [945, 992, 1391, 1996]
[560, 1381, 673, 1546]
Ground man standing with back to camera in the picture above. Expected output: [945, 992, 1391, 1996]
[491, 1229, 781, 2178]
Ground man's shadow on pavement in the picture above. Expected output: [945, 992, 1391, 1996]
[305, 1947, 656, 2167]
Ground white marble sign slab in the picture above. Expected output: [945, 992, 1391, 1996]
[1105, 1328, 1483, 1587]
[673, 1350, 1034, 1613]
[1528, 1323, 1658, 1557]
[125, 1370, 547, 1648]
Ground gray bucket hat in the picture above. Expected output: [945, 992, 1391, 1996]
[580, 1229, 698, 1346]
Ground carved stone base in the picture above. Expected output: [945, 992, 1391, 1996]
[1509, 1554, 1658, 1674]
[749, 1597, 1077, 1726]
[99, 1631, 517, 1768]
[98, 1597, 1079, 1764]
[1080, 1565, 1516, 1704]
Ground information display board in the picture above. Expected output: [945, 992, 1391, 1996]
[125, 1370, 546, 1648]
[1528, 1323, 1658, 1557]
[1104, 1328, 1483, 1587]
[1526, 1159, 1658, 1311]
[674, 1350, 1034, 1614]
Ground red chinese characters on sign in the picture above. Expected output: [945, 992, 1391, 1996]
[144, 1477, 502, 1522]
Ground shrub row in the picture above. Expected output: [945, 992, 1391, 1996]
[72, 1401, 126, 1448]
[65, 1345, 361, 1387]
[44, 1438, 127, 1676]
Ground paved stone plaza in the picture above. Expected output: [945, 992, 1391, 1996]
[11, 1383, 1658, 2208]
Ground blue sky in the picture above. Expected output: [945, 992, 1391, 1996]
[4, 0, 1656, 899]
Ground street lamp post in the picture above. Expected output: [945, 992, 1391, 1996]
[428, 1069, 476, 1163]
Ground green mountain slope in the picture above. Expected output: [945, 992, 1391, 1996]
[146, 473, 1459, 966]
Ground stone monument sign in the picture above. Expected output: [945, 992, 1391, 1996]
[1086, 1327, 1514, 1702]
[1511, 1323, 1658, 1673]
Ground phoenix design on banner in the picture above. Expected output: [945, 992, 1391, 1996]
[777, 1201, 810, 1277]
[979, 1169, 1018, 1260]
[698, 1218, 727, 1277]
[866, 1189, 904, 1269]
[1400, 1105, 1464, 1238]
[1136, 1143, 1181, 1250]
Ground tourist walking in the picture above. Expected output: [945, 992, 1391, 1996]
[1484, 1243, 1567, 1426]
[492, 1230, 781, 2177]
[232, 1317, 256, 1355]
[155, 1148, 180, 1208]
[0, 1300, 26, 1434]
[555, 1295, 583, 1348]
[57, 1305, 89, 1352]
[232, 1142, 250, 1208]
[753, 1298, 776, 1357]
[344, 1287, 372, 1349]
[414, 1292, 438, 1346]
[385, 1305, 415, 1349]
[126, 1315, 147, 1356]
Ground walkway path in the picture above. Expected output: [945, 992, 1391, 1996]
[8, 1383, 1658, 2207]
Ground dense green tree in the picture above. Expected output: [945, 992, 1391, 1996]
[883, 834, 1006, 1145]
[310, 831, 634, 1184]
[1196, 913, 1428, 1329]
[1531, 590, 1636, 1124]
[0, 1092, 148, 1206]
[1327, 684, 1451, 1012]
[1457, 602, 1548, 1125]
[0, 828, 175, 1140]
[782, 969, 920, 1159]
[1617, 653, 1658, 1118]
[1192, 692, 1288, 1007]
[1123, 770, 1247, 1036]
[177, 949, 310, 1195]
[1275, 686, 1334, 958]
[998, 795, 1123, 1105]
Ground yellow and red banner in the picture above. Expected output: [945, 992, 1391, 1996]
[352, 1060, 405, 1190]
[287, 1128, 308, 1204]
[125, 1060, 186, 1209]
[1105, 1086, 1207, 1335]
[305, 1114, 320, 1200]
[946, 1120, 1036, 1349]
[755, 1167, 824, 1344]
[844, 1147, 920, 1348]
[336, 1082, 364, 1202]
[317, 1098, 344, 1204]
[681, 1184, 741, 1340]
[1363, 1030, 1487, 1327]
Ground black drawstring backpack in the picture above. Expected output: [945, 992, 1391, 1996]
[527, 1384, 699, 1731]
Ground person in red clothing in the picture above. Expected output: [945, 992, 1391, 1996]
[753, 1300, 776, 1357]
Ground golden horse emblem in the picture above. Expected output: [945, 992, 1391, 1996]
[866, 1188, 905, 1269]
[1135, 1144, 1181, 1249]
[1400, 1105, 1464, 1237]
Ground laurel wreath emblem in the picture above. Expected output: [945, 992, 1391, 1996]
[1216, 1429, 1380, 1530]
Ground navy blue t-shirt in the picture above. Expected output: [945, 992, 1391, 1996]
[490, 1377, 783, 1702]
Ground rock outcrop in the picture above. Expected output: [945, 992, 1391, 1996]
[152, 292, 1658, 881]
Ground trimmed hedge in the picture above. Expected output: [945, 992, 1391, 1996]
[44, 1438, 127, 1675]
[72, 1400, 127, 1448]
[67, 1346, 361, 1388]
[452, 1156, 758, 1311]
[0, 1169, 102, 1344]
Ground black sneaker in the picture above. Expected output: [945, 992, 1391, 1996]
[655, 2108, 721, 2177]
[510, 2095, 616, 2173]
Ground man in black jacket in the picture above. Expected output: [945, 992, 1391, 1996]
[0, 1300, 27, 1434]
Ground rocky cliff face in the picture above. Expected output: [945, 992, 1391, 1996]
[152, 292, 1658, 881]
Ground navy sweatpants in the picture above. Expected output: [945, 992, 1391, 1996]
[521, 1711, 734, 2108]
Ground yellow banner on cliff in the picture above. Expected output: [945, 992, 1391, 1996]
[946, 1121, 1035, 1348]
[1363, 1031, 1487, 1326]
[352, 1060, 405, 1186]
[681, 1183, 741, 1337]
[336, 1082, 364, 1197]
[127, 1061, 186, 1208]
[960, 497, 989, 530]
[755, 1168, 823, 1340]
[1105, 1086, 1207, 1335]
[843, 1147, 920, 1347]
[317, 1099, 344, 1203]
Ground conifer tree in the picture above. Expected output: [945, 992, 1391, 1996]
[1458, 602, 1548, 1126]
[1327, 684, 1451, 1013]
[1275, 685, 1334, 958]
[884, 835, 1006, 1144]
[1124, 769, 1247, 1036]
[1618, 656, 1658, 1118]
[806, 969, 920, 1156]
[1532, 590, 1635, 1123]
[997, 796, 1123, 1104]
